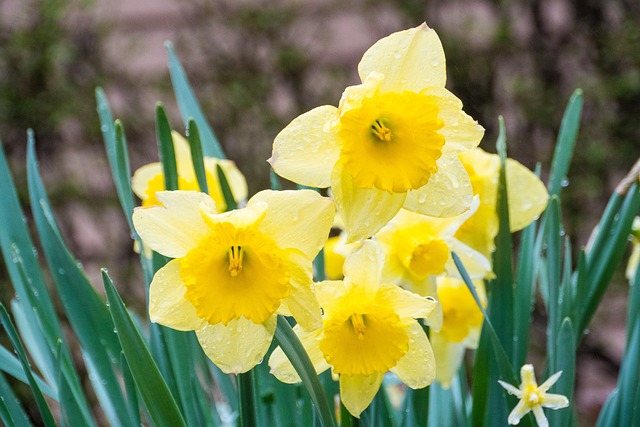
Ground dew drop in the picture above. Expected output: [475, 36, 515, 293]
[431, 59, 440, 67]
[560, 178, 569, 187]
[101, 124, 109, 133]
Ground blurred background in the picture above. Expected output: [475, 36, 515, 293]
[1, 0, 639, 424]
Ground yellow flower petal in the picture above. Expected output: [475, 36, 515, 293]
[203, 158, 248, 211]
[269, 105, 341, 188]
[447, 239, 492, 279]
[132, 191, 216, 258]
[339, 373, 384, 418]
[506, 157, 549, 231]
[131, 163, 162, 201]
[314, 280, 350, 314]
[390, 320, 436, 389]
[324, 236, 346, 279]
[280, 251, 322, 331]
[430, 332, 464, 388]
[248, 189, 335, 260]
[541, 393, 570, 409]
[378, 285, 437, 320]
[403, 155, 473, 218]
[196, 316, 277, 374]
[171, 131, 197, 180]
[268, 326, 330, 383]
[331, 162, 406, 242]
[148, 259, 205, 331]
[532, 405, 549, 427]
[357, 23, 446, 94]
[508, 400, 530, 425]
[342, 240, 384, 289]
[424, 86, 484, 155]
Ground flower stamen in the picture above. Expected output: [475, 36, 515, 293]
[228, 245, 244, 277]
[350, 313, 367, 340]
[371, 119, 392, 142]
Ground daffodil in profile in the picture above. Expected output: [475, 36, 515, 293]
[132, 130, 247, 212]
[270, 23, 484, 242]
[456, 148, 548, 259]
[269, 241, 437, 417]
[499, 364, 569, 427]
[132, 189, 334, 373]
[430, 277, 485, 387]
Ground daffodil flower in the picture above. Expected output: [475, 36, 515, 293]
[456, 148, 548, 258]
[132, 131, 247, 212]
[499, 364, 569, 427]
[270, 23, 484, 242]
[132, 189, 334, 374]
[626, 217, 640, 282]
[430, 277, 485, 387]
[375, 197, 491, 329]
[269, 241, 437, 417]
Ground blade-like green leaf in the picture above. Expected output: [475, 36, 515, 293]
[618, 318, 640, 427]
[0, 304, 56, 427]
[513, 219, 537, 368]
[547, 317, 575, 427]
[596, 390, 619, 427]
[0, 345, 57, 399]
[544, 196, 562, 372]
[186, 118, 209, 194]
[102, 269, 186, 427]
[166, 41, 225, 159]
[156, 103, 179, 191]
[274, 316, 336, 427]
[0, 370, 34, 427]
[238, 371, 257, 427]
[217, 164, 238, 211]
[26, 138, 129, 426]
[548, 89, 582, 197]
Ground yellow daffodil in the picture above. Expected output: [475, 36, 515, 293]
[375, 197, 491, 329]
[132, 131, 247, 212]
[132, 189, 334, 374]
[626, 217, 640, 282]
[456, 148, 548, 259]
[269, 241, 437, 417]
[430, 277, 485, 387]
[270, 23, 484, 242]
[499, 364, 569, 427]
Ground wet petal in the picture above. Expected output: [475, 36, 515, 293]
[358, 23, 446, 94]
[379, 285, 437, 320]
[390, 321, 435, 389]
[132, 191, 216, 258]
[131, 163, 162, 201]
[431, 333, 465, 388]
[196, 316, 277, 374]
[340, 372, 384, 418]
[204, 158, 249, 203]
[148, 259, 205, 331]
[506, 157, 549, 232]
[314, 280, 349, 315]
[332, 162, 406, 242]
[446, 239, 492, 279]
[342, 240, 385, 288]
[280, 251, 322, 331]
[249, 189, 334, 259]
[172, 131, 197, 180]
[404, 155, 472, 218]
[269, 105, 341, 188]
[268, 326, 330, 383]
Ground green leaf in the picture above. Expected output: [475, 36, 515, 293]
[186, 118, 209, 194]
[156, 103, 179, 191]
[95, 88, 136, 234]
[102, 270, 186, 427]
[238, 371, 258, 427]
[0, 370, 34, 427]
[26, 139, 129, 427]
[547, 317, 576, 427]
[544, 196, 562, 372]
[120, 354, 141, 427]
[166, 41, 225, 159]
[0, 304, 56, 427]
[273, 316, 336, 427]
[513, 219, 537, 368]
[0, 345, 57, 399]
[217, 164, 238, 211]
[270, 169, 282, 191]
[596, 390, 620, 427]
[548, 89, 582, 198]
[618, 318, 640, 427]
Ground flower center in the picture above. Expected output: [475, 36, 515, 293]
[228, 245, 244, 277]
[525, 389, 542, 407]
[408, 239, 449, 278]
[350, 313, 367, 340]
[371, 119, 392, 142]
[338, 91, 445, 192]
[437, 279, 484, 343]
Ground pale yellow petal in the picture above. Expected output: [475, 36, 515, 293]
[132, 191, 215, 258]
[532, 405, 549, 427]
[202, 200, 267, 230]
[196, 316, 277, 374]
[390, 321, 435, 389]
[508, 400, 531, 425]
[431, 332, 465, 388]
[379, 285, 437, 320]
[358, 23, 446, 94]
[148, 259, 205, 331]
[424, 87, 484, 154]
[280, 251, 322, 331]
[131, 163, 162, 200]
[498, 380, 523, 398]
[204, 158, 249, 202]
[249, 189, 334, 260]
[331, 162, 406, 242]
[538, 370, 563, 392]
[269, 105, 341, 188]
[171, 131, 196, 180]
[505, 158, 549, 232]
[314, 280, 349, 314]
[520, 364, 538, 389]
[342, 240, 384, 288]
[340, 372, 384, 418]
[446, 239, 492, 279]
[403, 155, 472, 218]
[268, 326, 330, 383]
[541, 393, 569, 409]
